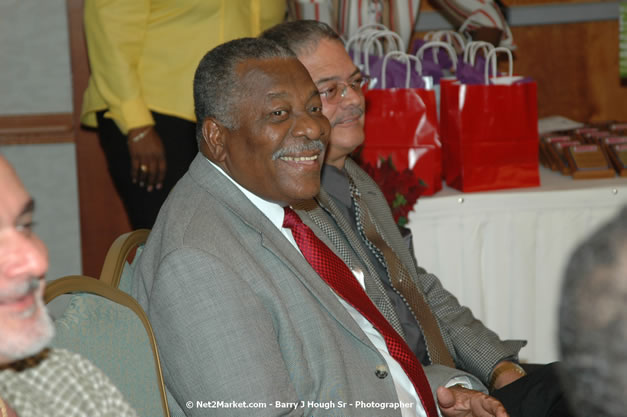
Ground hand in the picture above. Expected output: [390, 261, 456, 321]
[127, 126, 167, 192]
[437, 385, 508, 417]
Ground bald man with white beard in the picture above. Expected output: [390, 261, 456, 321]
[0, 155, 136, 417]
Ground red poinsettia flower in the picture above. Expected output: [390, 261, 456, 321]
[356, 155, 427, 227]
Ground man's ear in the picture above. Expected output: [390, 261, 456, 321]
[201, 117, 227, 162]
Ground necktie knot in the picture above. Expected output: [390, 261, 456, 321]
[283, 206, 302, 230]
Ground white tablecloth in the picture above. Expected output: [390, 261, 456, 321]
[408, 167, 627, 363]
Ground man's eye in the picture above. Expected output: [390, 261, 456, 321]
[310, 106, 323, 113]
[16, 222, 36, 236]
[350, 78, 363, 88]
[271, 110, 287, 117]
[320, 86, 337, 98]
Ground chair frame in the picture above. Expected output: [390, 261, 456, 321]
[45, 275, 170, 417]
[99, 229, 150, 287]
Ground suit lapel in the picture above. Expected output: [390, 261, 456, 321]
[261, 226, 380, 354]
[300, 189, 408, 343]
[188, 156, 375, 351]
[344, 159, 458, 366]
[344, 158, 425, 287]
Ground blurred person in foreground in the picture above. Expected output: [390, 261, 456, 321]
[0, 155, 136, 417]
[262, 19, 572, 417]
[133, 37, 507, 417]
[559, 206, 627, 416]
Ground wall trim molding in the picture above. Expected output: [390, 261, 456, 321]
[0, 113, 74, 145]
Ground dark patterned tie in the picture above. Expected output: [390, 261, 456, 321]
[351, 187, 456, 368]
[283, 207, 438, 417]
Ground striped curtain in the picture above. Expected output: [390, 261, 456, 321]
[428, 0, 514, 48]
[287, 0, 420, 47]
[286, 0, 513, 50]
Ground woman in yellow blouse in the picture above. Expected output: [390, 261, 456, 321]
[81, 0, 286, 228]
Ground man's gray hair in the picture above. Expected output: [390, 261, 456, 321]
[193, 37, 295, 145]
[559, 205, 627, 416]
[261, 20, 342, 57]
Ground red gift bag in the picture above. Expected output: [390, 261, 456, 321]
[363, 52, 442, 195]
[440, 47, 539, 192]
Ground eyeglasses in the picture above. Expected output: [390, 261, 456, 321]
[319, 75, 371, 104]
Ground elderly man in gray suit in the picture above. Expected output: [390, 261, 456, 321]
[262, 20, 572, 417]
[133, 37, 508, 417]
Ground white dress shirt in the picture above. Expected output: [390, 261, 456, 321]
[208, 159, 466, 417]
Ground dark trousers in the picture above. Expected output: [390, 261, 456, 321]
[491, 362, 572, 417]
[97, 111, 198, 229]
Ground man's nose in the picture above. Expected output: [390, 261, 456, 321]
[1, 234, 49, 280]
[293, 112, 327, 141]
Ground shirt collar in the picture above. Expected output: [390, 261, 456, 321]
[205, 158, 286, 229]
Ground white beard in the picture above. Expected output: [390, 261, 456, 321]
[0, 291, 55, 363]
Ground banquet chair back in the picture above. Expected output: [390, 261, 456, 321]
[99, 229, 150, 292]
[45, 275, 170, 417]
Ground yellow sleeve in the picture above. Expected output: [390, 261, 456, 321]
[84, 0, 154, 134]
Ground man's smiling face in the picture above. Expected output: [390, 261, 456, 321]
[0, 156, 53, 365]
[213, 57, 330, 206]
[298, 38, 366, 169]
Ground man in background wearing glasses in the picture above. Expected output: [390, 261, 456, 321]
[262, 20, 571, 417]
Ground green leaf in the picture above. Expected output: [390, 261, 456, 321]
[378, 155, 397, 170]
[397, 216, 408, 227]
[392, 192, 407, 208]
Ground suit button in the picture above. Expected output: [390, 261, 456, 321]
[375, 365, 388, 379]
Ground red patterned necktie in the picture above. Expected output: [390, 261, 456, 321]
[283, 207, 438, 417]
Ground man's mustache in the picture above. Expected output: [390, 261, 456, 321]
[331, 106, 364, 127]
[0, 277, 41, 301]
[272, 140, 326, 160]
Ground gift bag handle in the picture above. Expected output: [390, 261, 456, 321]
[347, 37, 386, 69]
[463, 41, 494, 66]
[364, 30, 406, 76]
[469, 41, 493, 66]
[458, 13, 478, 44]
[415, 41, 458, 71]
[346, 25, 394, 67]
[364, 29, 405, 55]
[424, 30, 438, 41]
[346, 24, 391, 52]
[346, 30, 383, 67]
[381, 51, 422, 89]
[484, 47, 513, 83]
[425, 30, 466, 51]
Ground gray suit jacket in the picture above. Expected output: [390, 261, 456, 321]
[307, 158, 526, 386]
[132, 154, 479, 417]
